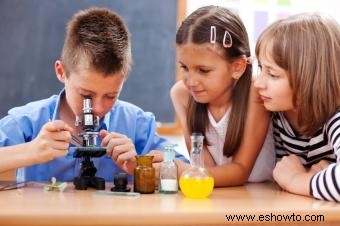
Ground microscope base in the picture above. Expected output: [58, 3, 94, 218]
[73, 176, 105, 190]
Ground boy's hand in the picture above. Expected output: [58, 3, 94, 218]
[100, 130, 137, 174]
[147, 150, 164, 163]
[30, 120, 73, 164]
[147, 150, 164, 189]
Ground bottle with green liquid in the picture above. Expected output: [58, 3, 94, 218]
[179, 133, 214, 198]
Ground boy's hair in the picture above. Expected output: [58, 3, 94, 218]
[256, 13, 340, 136]
[61, 7, 132, 77]
[176, 6, 252, 157]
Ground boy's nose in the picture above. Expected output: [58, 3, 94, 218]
[92, 100, 106, 118]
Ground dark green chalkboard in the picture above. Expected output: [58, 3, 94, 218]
[0, 0, 177, 122]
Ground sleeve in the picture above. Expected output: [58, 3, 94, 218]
[134, 111, 189, 162]
[310, 112, 340, 201]
[0, 115, 26, 146]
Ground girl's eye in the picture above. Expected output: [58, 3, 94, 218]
[261, 68, 279, 79]
[269, 73, 280, 78]
[180, 65, 188, 71]
[199, 68, 211, 74]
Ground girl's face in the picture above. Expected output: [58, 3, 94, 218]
[55, 61, 125, 120]
[177, 43, 236, 106]
[254, 51, 294, 112]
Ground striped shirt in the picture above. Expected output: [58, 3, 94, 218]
[273, 110, 340, 202]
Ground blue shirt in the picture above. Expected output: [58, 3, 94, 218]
[0, 90, 187, 182]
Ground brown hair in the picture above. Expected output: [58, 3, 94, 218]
[176, 6, 252, 157]
[256, 13, 340, 136]
[61, 7, 132, 77]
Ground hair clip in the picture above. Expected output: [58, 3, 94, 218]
[223, 30, 232, 48]
[210, 26, 216, 44]
[246, 56, 254, 65]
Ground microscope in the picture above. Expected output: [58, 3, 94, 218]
[72, 97, 107, 190]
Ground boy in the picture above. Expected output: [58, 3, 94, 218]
[0, 8, 184, 182]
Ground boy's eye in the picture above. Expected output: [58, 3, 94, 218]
[81, 94, 92, 98]
[106, 96, 117, 100]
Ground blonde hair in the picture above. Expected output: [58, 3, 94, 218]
[61, 8, 132, 77]
[256, 13, 340, 136]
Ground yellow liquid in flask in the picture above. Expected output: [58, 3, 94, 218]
[179, 176, 214, 199]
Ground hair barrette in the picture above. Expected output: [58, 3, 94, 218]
[210, 26, 216, 44]
[223, 30, 232, 48]
[246, 56, 255, 65]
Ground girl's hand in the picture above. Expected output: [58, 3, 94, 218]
[273, 155, 314, 196]
[100, 130, 137, 174]
[30, 120, 73, 164]
[309, 160, 331, 174]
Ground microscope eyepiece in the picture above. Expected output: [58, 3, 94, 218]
[83, 97, 92, 114]
[82, 97, 95, 132]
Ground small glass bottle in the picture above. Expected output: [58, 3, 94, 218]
[159, 143, 178, 194]
[179, 133, 214, 198]
[134, 156, 155, 194]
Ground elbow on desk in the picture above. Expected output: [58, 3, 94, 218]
[210, 167, 250, 188]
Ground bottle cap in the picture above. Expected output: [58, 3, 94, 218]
[190, 133, 204, 142]
[164, 149, 175, 161]
[111, 172, 131, 192]
[162, 143, 177, 161]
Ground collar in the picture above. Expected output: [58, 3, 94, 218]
[51, 89, 65, 121]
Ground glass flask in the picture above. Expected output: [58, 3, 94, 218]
[179, 133, 214, 198]
[159, 143, 178, 194]
[134, 156, 155, 194]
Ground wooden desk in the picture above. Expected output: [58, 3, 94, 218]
[0, 182, 339, 226]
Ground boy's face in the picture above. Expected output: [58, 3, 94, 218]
[55, 61, 125, 120]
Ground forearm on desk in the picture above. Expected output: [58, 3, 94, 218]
[310, 163, 340, 202]
[0, 142, 36, 172]
[175, 159, 249, 187]
[175, 159, 190, 178]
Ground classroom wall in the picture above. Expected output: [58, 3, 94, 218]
[0, 0, 177, 123]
